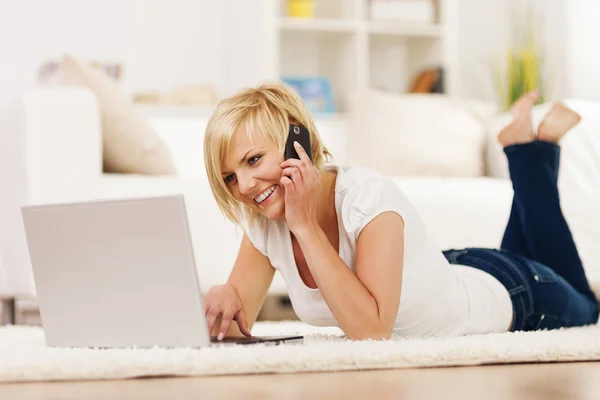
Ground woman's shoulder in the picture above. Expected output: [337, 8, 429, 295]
[242, 211, 289, 258]
[333, 164, 410, 235]
[241, 212, 271, 256]
[333, 164, 392, 192]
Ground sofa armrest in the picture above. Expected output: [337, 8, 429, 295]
[0, 88, 102, 297]
[19, 88, 103, 202]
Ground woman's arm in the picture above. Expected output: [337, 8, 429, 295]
[294, 212, 405, 340]
[280, 141, 405, 340]
[208, 234, 275, 337]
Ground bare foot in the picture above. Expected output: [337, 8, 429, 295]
[497, 91, 539, 147]
[537, 102, 581, 143]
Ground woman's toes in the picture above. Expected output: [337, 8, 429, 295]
[511, 90, 539, 121]
[497, 91, 538, 147]
[537, 102, 581, 143]
[497, 119, 536, 147]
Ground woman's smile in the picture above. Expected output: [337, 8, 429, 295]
[254, 185, 278, 205]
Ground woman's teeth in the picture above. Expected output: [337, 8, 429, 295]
[255, 186, 276, 204]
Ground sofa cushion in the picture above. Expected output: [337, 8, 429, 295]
[346, 91, 497, 177]
[58, 55, 176, 175]
[395, 176, 512, 250]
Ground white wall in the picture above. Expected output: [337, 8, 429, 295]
[0, 0, 227, 110]
[566, 0, 600, 100]
[455, 0, 567, 103]
[222, 0, 277, 97]
[125, 0, 226, 94]
[0, 0, 586, 113]
[453, 0, 511, 102]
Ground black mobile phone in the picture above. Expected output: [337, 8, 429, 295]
[284, 124, 312, 161]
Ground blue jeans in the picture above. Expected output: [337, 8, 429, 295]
[443, 141, 599, 332]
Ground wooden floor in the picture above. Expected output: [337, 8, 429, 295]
[2, 361, 600, 399]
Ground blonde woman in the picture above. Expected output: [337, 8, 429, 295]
[202, 82, 598, 341]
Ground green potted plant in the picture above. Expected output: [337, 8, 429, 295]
[493, 2, 551, 111]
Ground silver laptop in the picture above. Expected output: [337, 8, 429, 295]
[20, 194, 303, 348]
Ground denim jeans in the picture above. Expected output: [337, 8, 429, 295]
[443, 141, 599, 332]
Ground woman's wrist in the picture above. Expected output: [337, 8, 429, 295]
[292, 221, 324, 245]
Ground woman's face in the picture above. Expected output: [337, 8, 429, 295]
[221, 126, 285, 220]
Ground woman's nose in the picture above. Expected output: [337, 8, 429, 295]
[238, 174, 258, 196]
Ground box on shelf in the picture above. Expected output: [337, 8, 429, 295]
[370, 0, 435, 24]
[282, 76, 336, 114]
[286, 0, 315, 18]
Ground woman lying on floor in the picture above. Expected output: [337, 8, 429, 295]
[201, 82, 599, 341]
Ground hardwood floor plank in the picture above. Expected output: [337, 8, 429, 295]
[1, 362, 599, 400]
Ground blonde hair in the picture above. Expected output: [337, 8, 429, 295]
[204, 81, 332, 227]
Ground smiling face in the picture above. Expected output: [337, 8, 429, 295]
[203, 81, 332, 227]
[221, 126, 286, 220]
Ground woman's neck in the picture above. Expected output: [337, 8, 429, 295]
[316, 169, 338, 231]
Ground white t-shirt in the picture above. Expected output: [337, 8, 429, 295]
[245, 165, 513, 337]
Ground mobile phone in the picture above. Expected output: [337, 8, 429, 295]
[284, 124, 312, 161]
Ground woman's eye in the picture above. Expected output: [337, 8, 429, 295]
[248, 155, 261, 165]
[224, 174, 236, 183]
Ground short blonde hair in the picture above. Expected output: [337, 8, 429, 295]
[204, 81, 332, 227]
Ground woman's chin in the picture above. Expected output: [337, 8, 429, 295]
[260, 199, 285, 220]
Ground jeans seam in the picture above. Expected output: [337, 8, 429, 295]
[493, 250, 536, 315]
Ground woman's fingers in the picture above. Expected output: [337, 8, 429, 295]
[293, 141, 311, 163]
[205, 307, 220, 336]
[281, 175, 295, 196]
[206, 305, 251, 340]
[280, 158, 302, 169]
[218, 311, 235, 340]
[280, 157, 311, 173]
[283, 167, 303, 184]
[280, 145, 316, 182]
[234, 308, 252, 337]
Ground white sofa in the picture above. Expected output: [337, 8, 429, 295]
[2, 88, 600, 316]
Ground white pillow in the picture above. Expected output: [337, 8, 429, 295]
[345, 90, 497, 177]
[58, 55, 177, 175]
[485, 99, 600, 286]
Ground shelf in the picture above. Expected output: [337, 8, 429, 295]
[367, 21, 442, 37]
[279, 30, 357, 112]
[278, 17, 358, 33]
[278, 17, 442, 38]
[369, 33, 444, 93]
[272, 0, 455, 110]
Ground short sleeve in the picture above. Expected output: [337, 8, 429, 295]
[340, 169, 408, 249]
[242, 216, 269, 257]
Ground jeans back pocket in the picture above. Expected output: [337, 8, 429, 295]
[522, 260, 559, 284]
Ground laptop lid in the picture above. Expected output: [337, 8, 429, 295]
[21, 194, 211, 348]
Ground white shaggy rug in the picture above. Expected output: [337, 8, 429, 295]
[3, 321, 600, 383]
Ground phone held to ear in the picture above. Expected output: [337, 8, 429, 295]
[284, 124, 312, 162]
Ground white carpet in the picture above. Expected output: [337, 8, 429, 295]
[3, 321, 600, 383]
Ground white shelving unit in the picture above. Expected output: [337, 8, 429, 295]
[266, 0, 459, 113]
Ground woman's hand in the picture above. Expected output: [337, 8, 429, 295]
[280, 141, 321, 234]
[202, 284, 251, 340]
